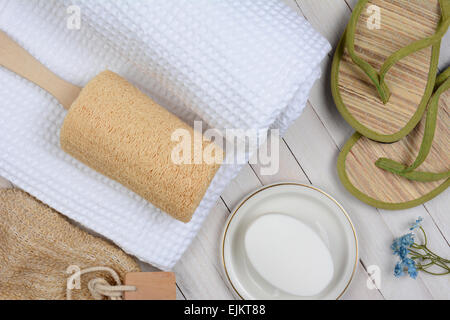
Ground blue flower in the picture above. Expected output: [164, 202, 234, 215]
[393, 258, 418, 279]
[410, 217, 423, 231]
[408, 266, 418, 279]
[392, 218, 427, 280]
[398, 246, 409, 259]
[403, 258, 418, 279]
[394, 262, 404, 278]
[400, 233, 415, 247]
[391, 233, 414, 256]
[391, 238, 401, 253]
[403, 258, 415, 268]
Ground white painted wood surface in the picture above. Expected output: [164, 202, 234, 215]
[0, 0, 448, 300]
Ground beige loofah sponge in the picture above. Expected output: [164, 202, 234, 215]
[60, 71, 222, 223]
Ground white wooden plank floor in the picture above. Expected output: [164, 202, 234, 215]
[1, 0, 448, 300]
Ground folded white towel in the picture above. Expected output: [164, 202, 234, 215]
[0, 0, 330, 270]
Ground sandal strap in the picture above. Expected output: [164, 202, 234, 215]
[346, 0, 450, 104]
[435, 65, 450, 88]
[375, 67, 450, 182]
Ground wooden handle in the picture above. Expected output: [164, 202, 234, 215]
[0, 31, 81, 109]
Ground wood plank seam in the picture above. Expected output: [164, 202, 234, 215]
[358, 259, 386, 299]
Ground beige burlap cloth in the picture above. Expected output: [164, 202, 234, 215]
[0, 188, 140, 300]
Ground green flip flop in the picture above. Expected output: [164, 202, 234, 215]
[332, 0, 449, 143]
[337, 67, 450, 210]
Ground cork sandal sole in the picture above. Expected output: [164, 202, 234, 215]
[332, 0, 444, 143]
[337, 88, 449, 209]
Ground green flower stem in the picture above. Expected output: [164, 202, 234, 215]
[419, 263, 435, 269]
[432, 259, 450, 271]
[410, 251, 434, 261]
[417, 268, 450, 276]
[393, 221, 450, 279]
[420, 247, 450, 264]
[423, 247, 450, 263]
[416, 256, 449, 271]
[420, 227, 427, 246]
[408, 249, 435, 261]
[420, 257, 449, 271]
[412, 227, 450, 269]
[409, 241, 450, 276]
[414, 243, 445, 258]
[411, 256, 433, 264]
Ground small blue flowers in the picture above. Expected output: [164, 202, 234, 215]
[393, 259, 418, 279]
[410, 217, 423, 231]
[398, 246, 408, 260]
[391, 233, 414, 257]
[394, 262, 404, 278]
[392, 232, 416, 279]
[403, 258, 418, 279]
[392, 217, 449, 279]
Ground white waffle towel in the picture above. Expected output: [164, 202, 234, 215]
[0, 0, 330, 270]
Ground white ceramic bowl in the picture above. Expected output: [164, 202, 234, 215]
[221, 183, 358, 300]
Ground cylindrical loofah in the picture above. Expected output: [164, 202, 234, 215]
[0, 188, 140, 300]
[60, 71, 222, 223]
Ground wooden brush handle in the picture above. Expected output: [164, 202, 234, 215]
[0, 31, 81, 110]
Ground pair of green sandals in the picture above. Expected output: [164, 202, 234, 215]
[332, 0, 449, 209]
